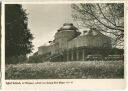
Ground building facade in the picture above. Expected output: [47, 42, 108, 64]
[38, 23, 112, 61]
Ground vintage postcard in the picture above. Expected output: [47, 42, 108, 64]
[1, 0, 127, 89]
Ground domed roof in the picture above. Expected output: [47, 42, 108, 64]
[59, 23, 78, 31]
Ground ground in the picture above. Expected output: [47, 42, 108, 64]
[5, 61, 124, 79]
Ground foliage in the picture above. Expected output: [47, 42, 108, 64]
[5, 61, 124, 79]
[28, 47, 123, 63]
[71, 3, 124, 48]
[29, 55, 42, 63]
[28, 52, 51, 63]
[5, 4, 33, 64]
[6, 55, 28, 64]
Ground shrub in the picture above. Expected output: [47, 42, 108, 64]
[5, 61, 124, 79]
[6, 55, 28, 64]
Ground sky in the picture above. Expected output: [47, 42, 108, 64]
[22, 4, 74, 53]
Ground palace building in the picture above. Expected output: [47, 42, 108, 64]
[38, 23, 112, 61]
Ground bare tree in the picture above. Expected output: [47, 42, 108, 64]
[71, 3, 124, 48]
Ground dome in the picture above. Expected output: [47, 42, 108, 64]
[59, 23, 78, 31]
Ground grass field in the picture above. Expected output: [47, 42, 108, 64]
[5, 61, 124, 79]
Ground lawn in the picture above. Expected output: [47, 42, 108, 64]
[5, 61, 124, 79]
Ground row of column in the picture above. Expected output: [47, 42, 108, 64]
[66, 49, 85, 61]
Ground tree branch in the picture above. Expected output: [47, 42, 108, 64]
[97, 4, 117, 27]
[81, 4, 124, 32]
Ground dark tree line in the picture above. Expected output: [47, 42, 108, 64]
[5, 4, 33, 64]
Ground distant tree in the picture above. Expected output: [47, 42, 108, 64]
[71, 3, 124, 48]
[5, 4, 33, 64]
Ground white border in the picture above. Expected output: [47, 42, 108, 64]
[2, 0, 128, 3]
[2, 0, 127, 4]
[1, 1, 5, 89]
[1, 0, 127, 89]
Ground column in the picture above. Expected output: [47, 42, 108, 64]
[67, 51, 69, 61]
[82, 49, 85, 61]
[71, 51, 74, 61]
[76, 50, 79, 61]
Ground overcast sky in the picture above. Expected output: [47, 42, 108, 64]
[22, 4, 75, 53]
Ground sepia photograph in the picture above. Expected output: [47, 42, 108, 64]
[5, 3, 124, 79]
